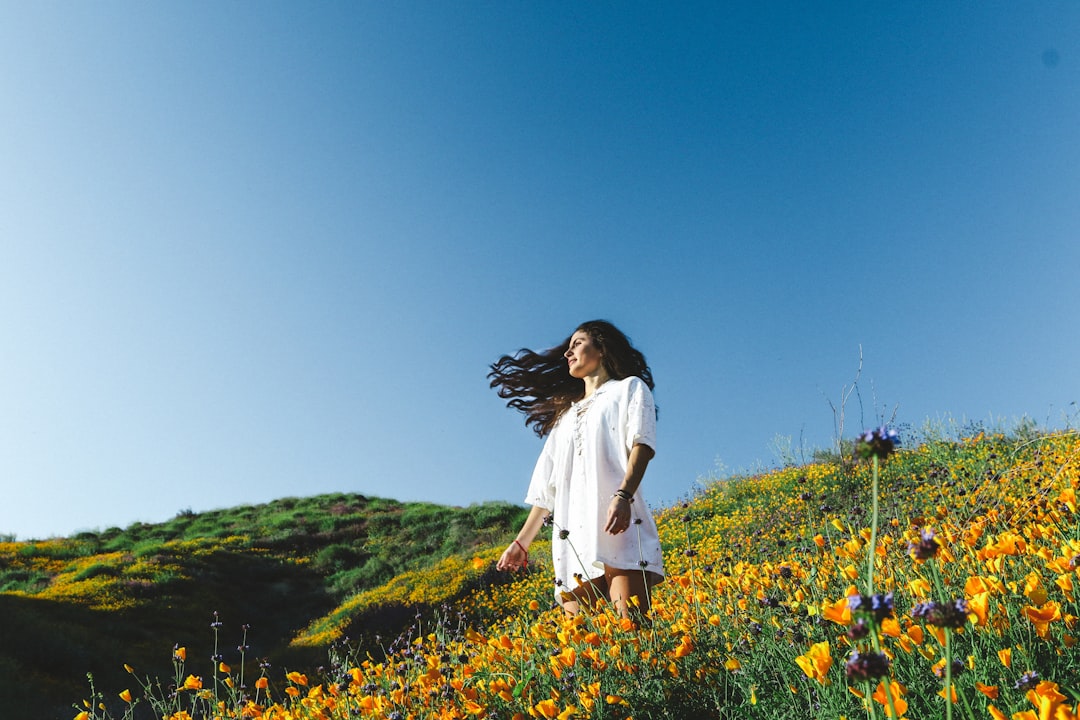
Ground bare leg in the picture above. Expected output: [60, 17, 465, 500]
[559, 576, 609, 616]
[604, 565, 650, 619]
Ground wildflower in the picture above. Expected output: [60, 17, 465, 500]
[872, 680, 908, 718]
[932, 657, 965, 678]
[795, 641, 833, 683]
[911, 599, 969, 629]
[119, 689, 132, 703]
[823, 595, 853, 625]
[181, 675, 202, 690]
[1023, 601, 1062, 638]
[846, 619, 870, 641]
[849, 593, 894, 623]
[1024, 680, 1068, 718]
[908, 528, 940, 561]
[845, 650, 890, 682]
[855, 427, 901, 461]
[1015, 671, 1040, 691]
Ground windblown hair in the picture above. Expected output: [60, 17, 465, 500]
[488, 320, 655, 437]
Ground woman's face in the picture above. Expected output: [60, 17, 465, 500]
[565, 330, 604, 379]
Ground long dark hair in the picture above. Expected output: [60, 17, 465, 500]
[488, 320, 655, 437]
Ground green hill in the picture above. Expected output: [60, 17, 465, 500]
[0, 494, 529, 720]
[3, 425, 1079, 720]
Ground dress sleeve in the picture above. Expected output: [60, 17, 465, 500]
[625, 377, 657, 453]
[524, 430, 557, 510]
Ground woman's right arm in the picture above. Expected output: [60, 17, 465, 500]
[496, 505, 549, 571]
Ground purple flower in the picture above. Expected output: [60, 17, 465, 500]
[849, 593, 894, 623]
[912, 599, 969, 629]
[855, 426, 901, 461]
[846, 619, 870, 641]
[908, 528, 940, 561]
[845, 650, 890, 682]
[1015, 671, 1040, 691]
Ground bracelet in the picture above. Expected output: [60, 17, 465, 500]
[513, 539, 529, 568]
[613, 489, 634, 503]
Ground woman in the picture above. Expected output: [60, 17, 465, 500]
[490, 320, 665, 618]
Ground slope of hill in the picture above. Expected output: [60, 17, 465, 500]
[0, 494, 529, 719]
[4, 427, 1079, 720]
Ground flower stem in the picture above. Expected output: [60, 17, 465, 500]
[867, 455, 880, 596]
[944, 628, 954, 720]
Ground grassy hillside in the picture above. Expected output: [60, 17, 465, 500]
[0, 494, 529, 720]
[4, 426, 1079, 720]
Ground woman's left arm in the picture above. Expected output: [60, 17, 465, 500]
[604, 443, 655, 534]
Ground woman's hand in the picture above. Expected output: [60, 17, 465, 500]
[497, 540, 528, 571]
[605, 496, 632, 534]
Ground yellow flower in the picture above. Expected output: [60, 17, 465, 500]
[908, 577, 932, 597]
[119, 689, 132, 703]
[998, 647, 1012, 668]
[533, 699, 559, 719]
[1025, 680, 1068, 719]
[795, 641, 833, 684]
[181, 675, 202, 690]
[967, 591, 990, 626]
[1023, 601, 1062, 639]
[286, 671, 309, 686]
[872, 679, 907, 718]
[74, 714, 90, 720]
[1024, 573, 1048, 605]
[174, 647, 187, 662]
[822, 597, 852, 625]
[255, 676, 269, 690]
[724, 657, 741, 671]
[975, 682, 1000, 699]
[673, 635, 693, 658]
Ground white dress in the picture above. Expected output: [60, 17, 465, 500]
[525, 376, 666, 601]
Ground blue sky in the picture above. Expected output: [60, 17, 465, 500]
[2, 2, 1077, 540]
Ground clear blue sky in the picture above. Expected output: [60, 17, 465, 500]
[2, 2, 1077, 540]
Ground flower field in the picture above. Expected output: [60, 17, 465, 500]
[70, 428, 1079, 720]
